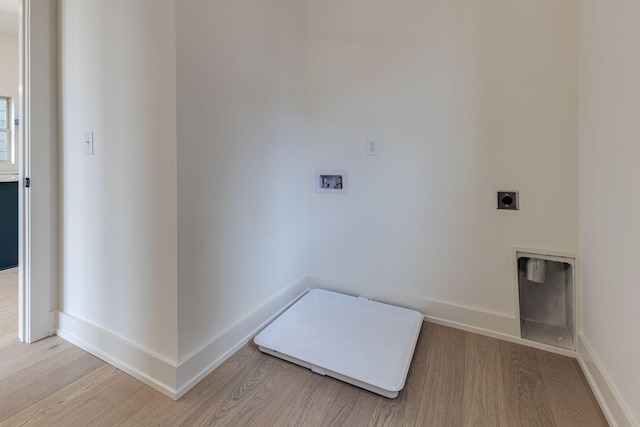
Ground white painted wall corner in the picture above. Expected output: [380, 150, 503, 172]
[56, 276, 314, 400]
[577, 334, 638, 427]
[175, 276, 310, 398]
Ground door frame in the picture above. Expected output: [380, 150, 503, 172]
[18, 0, 58, 343]
[17, 0, 31, 343]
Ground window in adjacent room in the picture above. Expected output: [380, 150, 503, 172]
[0, 96, 12, 163]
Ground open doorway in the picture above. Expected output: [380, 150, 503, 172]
[0, 0, 59, 344]
[0, 0, 19, 342]
[16, 0, 59, 344]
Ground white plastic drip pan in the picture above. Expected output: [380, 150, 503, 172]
[254, 289, 423, 398]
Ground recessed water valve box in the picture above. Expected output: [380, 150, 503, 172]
[516, 251, 576, 351]
[316, 170, 347, 194]
[497, 191, 518, 210]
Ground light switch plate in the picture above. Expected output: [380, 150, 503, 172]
[366, 139, 379, 156]
[83, 132, 94, 155]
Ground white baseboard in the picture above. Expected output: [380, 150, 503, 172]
[57, 312, 178, 399]
[576, 334, 638, 427]
[174, 276, 309, 399]
[56, 278, 310, 401]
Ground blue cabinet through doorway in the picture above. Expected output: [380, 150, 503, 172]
[0, 181, 18, 270]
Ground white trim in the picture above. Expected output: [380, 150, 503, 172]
[57, 312, 178, 399]
[512, 246, 580, 260]
[175, 276, 309, 399]
[56, 277, 310, 400]
[18, 0, 59, 344]
[17, 0, 31, 344]
[576, 334, 638, 427]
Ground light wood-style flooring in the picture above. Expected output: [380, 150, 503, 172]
[0, 268, 607, 426]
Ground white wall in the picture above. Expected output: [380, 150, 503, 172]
[59, 1, 639, 409]
[56, 0, 308, 397]
[59, 0, 178, 362]
[578, 1, 640, 424]
[175, 0, 307, 363]
[306, 0, 578, 323]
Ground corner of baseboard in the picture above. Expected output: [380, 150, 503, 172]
[576, 333, 638, 427]
[55, 277, 312, 401]
[174, 276, 310, 399]
[57, 311, 179, 399]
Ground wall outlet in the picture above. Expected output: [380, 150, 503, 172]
[497, 191, 519, 210]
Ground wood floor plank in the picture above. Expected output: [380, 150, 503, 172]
[113, 348, 263, 426]
[0, 341, 82, 388]
[54, 369, 145, 427]
[317, 375, 364, 426]
[89, 384, 170, 427]
[0, 268, 18, 346]
[183, 350, 308, 426]
[272, 371, 348, 427]
[0, 364, 144, 427]
[0, 337, 75, 378]
[212, 358, 318, 427]
[0, 348, 104, 420]
[498, 341, 557, 426]
[252, 361, 333, 425]
[463, 332, 512, 427]
[536, 350, 608, 427]
[395, 323, 435, 426]
[178, 348, 281, 426]
[415, 323, 467, 426]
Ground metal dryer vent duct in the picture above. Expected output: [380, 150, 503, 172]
[525, 258, 547, 283]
